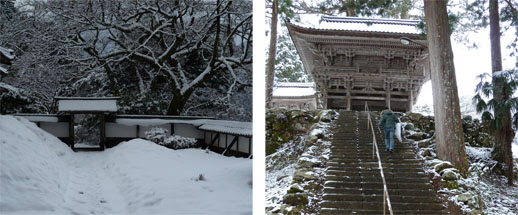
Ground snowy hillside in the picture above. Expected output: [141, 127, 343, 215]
[0, 115, 252, 214]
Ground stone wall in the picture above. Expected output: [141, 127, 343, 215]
[399, 112, 494, 147]
[266, 109, 334, 155]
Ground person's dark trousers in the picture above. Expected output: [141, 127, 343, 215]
[384, 127, 395, 151]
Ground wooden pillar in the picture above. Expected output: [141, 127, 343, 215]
[346, 88, 351, 111]
[69, 113, 75, 151]
[385, 84, 391, 109]
[248, 137, 251, 155]
[100, 113, 105, 150]
[408, 89, 414, 112]
[323, 91, 328, 109]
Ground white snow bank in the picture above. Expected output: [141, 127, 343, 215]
[0, 115, 251, 214]
[0, 115, 72, 213]
[102, 139, 252, 214]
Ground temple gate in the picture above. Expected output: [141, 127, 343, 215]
[287, 16, 430, 112]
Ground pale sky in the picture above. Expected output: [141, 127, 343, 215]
[415, 27, 517, 106]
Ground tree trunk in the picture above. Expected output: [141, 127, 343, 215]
[265, 0, 278, 108]
[167, 93, 189, 115]
[424, 0, 468, 174]
[489, 0, 514, 185]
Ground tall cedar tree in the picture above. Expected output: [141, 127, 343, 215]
[266, 0, 278, 108]
[424, 0, 468, 174]
[489, 0, 514, 185]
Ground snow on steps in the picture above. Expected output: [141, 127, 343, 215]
[320, 111, 449, 214]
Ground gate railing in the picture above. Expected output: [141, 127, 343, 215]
[365, 102, 394, 215]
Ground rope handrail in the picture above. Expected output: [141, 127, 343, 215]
[364, 102, 394, 215]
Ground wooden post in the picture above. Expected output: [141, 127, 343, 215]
[69, 113, 75, 151]
[385, 83, 391, 109]
[346, 88, 351, 111]
[100, 113, 105, 150]
[248, 137, 251, 155]
[323, 89, 328, 109]
[408, 89, 414, 112]
[223, 136, 238, 156]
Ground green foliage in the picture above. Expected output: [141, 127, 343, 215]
[300, 0, 404, 17]
[274, 29, 311, 83]
[473, 69, 518, 130]
[456, 0, 518, 64]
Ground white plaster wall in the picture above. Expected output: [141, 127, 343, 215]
[174, 123, 204, 139]
[40, 122, 69, 137]
[105, 123, 137, 138]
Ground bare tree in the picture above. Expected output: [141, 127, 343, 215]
[48, 0, 252, 115]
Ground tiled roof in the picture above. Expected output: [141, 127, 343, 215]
[288, 15, 422, 35]
[273, 82, 315, 97]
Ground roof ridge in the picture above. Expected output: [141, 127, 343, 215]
[321, 16, 419, 26]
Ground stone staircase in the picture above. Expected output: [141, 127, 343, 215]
[321, 111, 448, 214]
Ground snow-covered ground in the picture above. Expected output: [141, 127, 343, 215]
[0, 115, 252, 215]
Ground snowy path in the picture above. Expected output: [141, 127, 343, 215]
[61, 152, 129, 215]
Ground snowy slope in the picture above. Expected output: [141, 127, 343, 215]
[0, 116, 72, 213]
[102, 139, 252, 215]
[0, 115, 252, 215]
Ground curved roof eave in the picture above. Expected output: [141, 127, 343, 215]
[286, 22, 425, 40]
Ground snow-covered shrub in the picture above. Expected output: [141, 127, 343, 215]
[145, 127, 197, 150]
[144, 127, 168, 144]
[162, 135, 197, 150]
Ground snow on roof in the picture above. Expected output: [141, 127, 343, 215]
[0, 46, 15, 60]
[116, 118, 208, 127]
[115, 118, 252, 137]
[276, 82, 315, 88]
[56, 97, 118, 112]
[55, 96, 120, 100]
[198, 120, 253, 137]
[289, 15, 422, 34]
[15, 114, 59, 123]
[273, 82, 315, 97]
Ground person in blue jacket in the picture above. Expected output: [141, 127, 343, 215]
[378, 107, 400, 153]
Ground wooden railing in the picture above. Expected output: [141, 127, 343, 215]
[365, 102, 394, 215]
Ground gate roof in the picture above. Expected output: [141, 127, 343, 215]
[55, 97, 119, 112]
